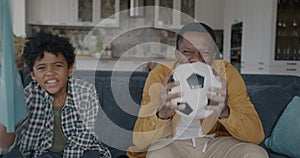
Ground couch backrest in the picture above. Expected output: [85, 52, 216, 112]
[19, 70, 300, 157]
[242, 74, 300, 141]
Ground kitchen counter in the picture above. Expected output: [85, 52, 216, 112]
[75, 55, 173, 71]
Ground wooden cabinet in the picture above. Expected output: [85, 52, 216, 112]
[27, 0, 120, 27]
[53, 0, 73, 25]
[95, 0, 120, 27]
[73, 0, 94, 25]
[223, 0, 244, 65]
[154, 0, 223, 30]
[222, 0, 275, 74]
[154, 0, 182, 29]
[72, 0, 120, 27]
[240, 0, 273, 74]
[269, 0, 300, 75]
[223, 0, 299, 76]
[27, 0, 53, 25]
[12, 0, 26, 36]
[27, 0, 73, 25]
[223, 0, 273, 74]
[195, 0, 224, 30]
[274, 0, 300, 61]
[269, 62, 300, 75]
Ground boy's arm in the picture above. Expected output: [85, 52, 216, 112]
[17, 85, 40, 158]
[84, 86, 99, 134]
[0, 123, 15, 149]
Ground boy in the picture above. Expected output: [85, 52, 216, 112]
[17, 32, 111, 158]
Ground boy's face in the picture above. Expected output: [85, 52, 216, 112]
[30, 51, 74, 98]
[176, 31, 217, 65]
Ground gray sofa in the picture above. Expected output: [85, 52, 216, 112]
[16, 70, 300, 158]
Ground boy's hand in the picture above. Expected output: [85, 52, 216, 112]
[205, 77, 230, 119]
[0, 123, 15, 148]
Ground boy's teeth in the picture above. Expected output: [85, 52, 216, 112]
[47, 80, 56, 83]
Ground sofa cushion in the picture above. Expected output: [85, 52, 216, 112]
[242, 75, 300, 138]
[242, 74, 300, 158]
[264, 96, 300, 158]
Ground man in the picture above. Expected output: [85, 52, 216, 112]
[127, 22, 268, 158]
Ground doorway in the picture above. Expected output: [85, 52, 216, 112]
[230, 22, 243, 72]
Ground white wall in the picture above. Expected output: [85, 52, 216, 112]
[10, 0, 26, 37]
[223, 0, 244, 62]
[223, 0, 276, 74]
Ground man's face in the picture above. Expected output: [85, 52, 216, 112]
[30, 51, 74, 98]
[176, 31, 217, 65]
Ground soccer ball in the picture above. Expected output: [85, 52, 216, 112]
[170, 62, 221, 119]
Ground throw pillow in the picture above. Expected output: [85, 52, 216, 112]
[265, 96, 300, 157]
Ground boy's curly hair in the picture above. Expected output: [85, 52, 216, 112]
[22, 32, 75, 71]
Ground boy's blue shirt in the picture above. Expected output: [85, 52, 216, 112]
[17, 77, 111, 158]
